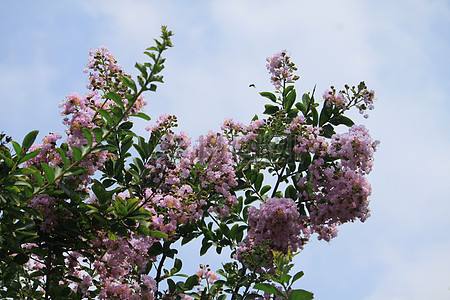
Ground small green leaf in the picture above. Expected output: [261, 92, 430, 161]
[319, 102, 333, 126]
[329, 115, 354, 127]
[255, 173, 264, 192]
[285, 185, 297, 199]
[292, 271, 304, 283]
[288, 289, 314, 300]
[121, 76, 137, 92]
[200, 241, 212, 256]
[22, 130, 39, 152]
[81, 128, 93, 146]
[105, 92, 124, 108]
[254, 283, 282, 296]
[149, 230, 168, 239]
[264, 104, 279, 115]
[12, 141, 22, 156]
[41, 163, 55, 183]
[13, 253, 29, 265]
[131, 112, 151, 121]
[284, 89, 296, 110]
[72, 147, 82, 161]
[184, 275, 199, 290]
[56, 148, 69, 167]
[260, 185, 271, 195]
[18, 149, 40, 164]
[260, 92, 277, 102]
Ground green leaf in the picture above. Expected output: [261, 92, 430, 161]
[22, 130, 39, 152]
[93, 128, 104, 142]
[319, 102, 333, 126]
[295, 102, 307, 115]
[105, 91, 124, 108]
[285, 185, 297, 199]
[13, 253, 29, 265]
[292, 271, 304, 283]
[260, 92, 277, 102]
[329, 115, 354, 127]
[131, 112, 151, 121]
[81, 128, 93, 146]
[264, 104, 279, 115]
[321, 124, 335, 138]
[184, 275, 199, 290]
[56, 148, 69, 167]
[311, 106, 318, 126]
[260, 185, 271, 195]
[18, 149, 40, 164]
[254, 283, 282, 296]
[255, 173, 263, 192]
[284, 89, 296, 110]
[200, 241, 212, 256]
[288, 289, 314, 300]
[121, 75, 137, 92]
[98, 109, 113, 125]
[72, 147, 82, 161]
[12, 141, 22, 156]
[149, 230, 168, 239]
[172, 258, 182, 274]
[283, 85, 295, 97]
[135, 63, 148, 78]
[302, 93, 310, 106]
[41, 163, 55, 183]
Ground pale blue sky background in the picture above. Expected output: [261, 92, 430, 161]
[1, 1, 450, 299]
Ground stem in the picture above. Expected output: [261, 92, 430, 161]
[231, 266, 247, 300]
[155, 241, 170, 294]
[44, 250, 52, 300]
[271, 164, 286, 197]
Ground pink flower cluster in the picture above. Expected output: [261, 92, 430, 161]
[288, 117, 377, 241]
[143, 187, 206, 235]
[85, 47, 126, 94]
[323, 89, 346, 108]
[145, 114, 177, 133]
[221, 119, 266, 153]
[60, 93, 112, 183]
[196, 264, 219, 284]
[328, 125, 379, 174]
[186, 132, 238, 217]
[303, 161, 372, 235]
[266, 50, 298, 90]
[26, 133, 62, 167]
[29, 194, 57, 232]
[92, 234, 156, 299]
[290, 122, 328, 157]
[247, 198, 307, 253]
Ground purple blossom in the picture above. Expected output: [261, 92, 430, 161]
[247, 197, 307, 253]
[266, 50, 298, 90]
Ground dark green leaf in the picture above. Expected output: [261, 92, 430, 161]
[105, 92, 124, 108]
[149, 230, 168, 239]
[288, 289, 314, 300]
[22, 130, 39, 152]
[254, 283, 282, 296]
[329, 115, 354, 127]
[292, 271, 304, 283]
[319, 102, 333, 126]
[131, 112, 151, 121]
[284, 89, 296, 110]
[41, 163, 55, 183]
[263, 104, 279, 115]
[260, 92, 277, 102]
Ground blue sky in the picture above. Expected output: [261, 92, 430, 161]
[1, 1, 450, 299]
